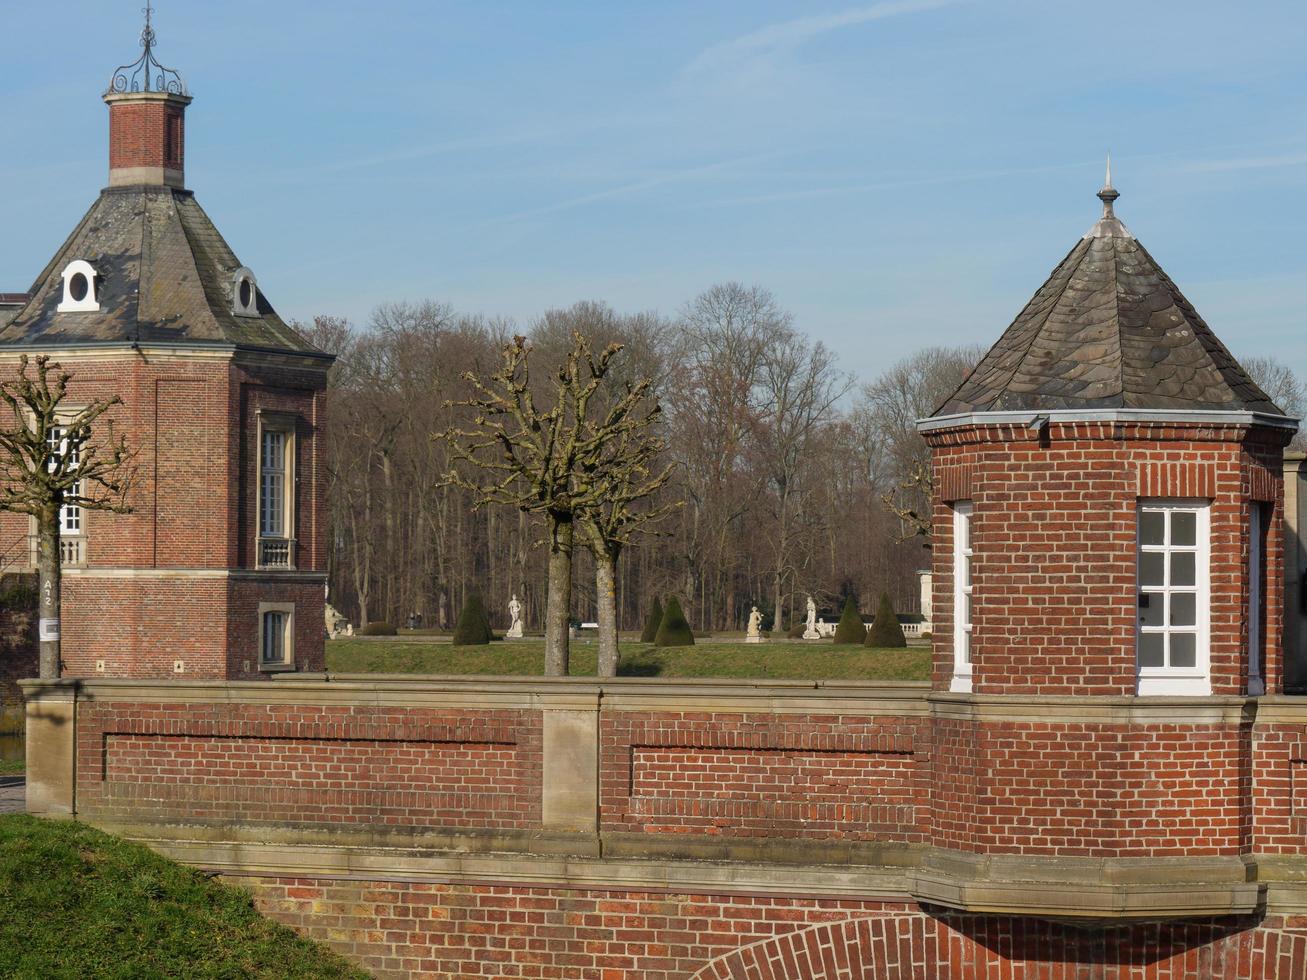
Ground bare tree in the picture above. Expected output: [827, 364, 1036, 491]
[1243, 355, 1307, 451]
[756, 333, 853, 630]
[859, 345, 983, 541]
[445, 334, 630, 675]
[0, 355, 134, 678]
[575, 378, 677, 676]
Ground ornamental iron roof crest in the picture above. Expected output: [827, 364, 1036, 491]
[106, 3, 188, 97]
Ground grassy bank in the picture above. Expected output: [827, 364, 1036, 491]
[0, 815, 367, 978]
[0, 758, 22, 775]
[327, 637, 931, 681]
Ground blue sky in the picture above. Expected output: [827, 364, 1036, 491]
[5, 1, 1306, 382]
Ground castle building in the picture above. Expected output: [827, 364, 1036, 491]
[0, 17, 331, 680]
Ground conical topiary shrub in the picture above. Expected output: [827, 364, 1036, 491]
[831, 596, 865, 645]
[865, 591, 907, 648]
[452, 594, 492, 645]
[654, 596, 695, 647]
[640, 597, 664, 643]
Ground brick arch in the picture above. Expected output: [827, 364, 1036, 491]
[689, 914, 930, 980]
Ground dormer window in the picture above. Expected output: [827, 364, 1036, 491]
[57, 260, 100, 313]
[232, 267, 259, 317]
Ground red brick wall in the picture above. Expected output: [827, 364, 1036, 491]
[107, 97, 186, 174]
[930, 717, 1251, 856]
[62, 576, 227, 677]
[599, 710, 928, 842]
[0, 353, 328, 682]
[75, 702, 542, 830]
[927, 421, 1288, 696]
[226, 878, 1307, 980]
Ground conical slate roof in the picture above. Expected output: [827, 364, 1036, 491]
[0, 185, 325, 357]
[934, 180, 1280, 417]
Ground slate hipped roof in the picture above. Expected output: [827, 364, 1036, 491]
[0, 185, 327, 357]
[934, 179, 1281, 417]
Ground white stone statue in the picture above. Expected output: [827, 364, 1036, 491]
[746, 605, 764, 643]
[325, 603, 353, 639]
[803, 595, 820, 640]
[506, 593, 524, 639]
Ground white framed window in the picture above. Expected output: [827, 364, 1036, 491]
[1137, 500, 1210, 695]
[258, 602, 295, 670]
[47, 424, 82, 535]
[255, 414, 296, 568]
[951, 501, 973, 693]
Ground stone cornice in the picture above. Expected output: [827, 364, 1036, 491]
[928, 692, 1256, 726]
[917, 408, 1299, 434]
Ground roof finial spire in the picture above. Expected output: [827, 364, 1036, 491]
[1097, 152, 1120, 217]
[107, 2, 187, 96]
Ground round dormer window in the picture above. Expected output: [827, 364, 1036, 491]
[232, 267, 258, 317]
[57, 260, 100, 313]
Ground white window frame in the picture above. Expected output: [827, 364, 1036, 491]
[1136, 499, 1210, 696]
[951, 501, 973, 693]
[255, 413, 296, 569]
[30, 418, 88, 568]
[257, 601, 295, 670]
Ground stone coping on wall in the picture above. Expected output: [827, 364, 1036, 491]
[108, 828, 1288, 920]
[25, 677, 1307, 726]
[909, 849, 1264, 919]
[133, 833, 919, 902]
[19, 675, 934, 715]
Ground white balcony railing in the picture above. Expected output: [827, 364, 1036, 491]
[258, 536, 295, 569]
[60, 536, 86, 567]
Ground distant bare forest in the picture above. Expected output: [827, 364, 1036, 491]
[301, 284, 1305, 635]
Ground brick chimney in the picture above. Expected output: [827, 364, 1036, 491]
[104, 91, 191, 189]
[103, 4, 190, 188]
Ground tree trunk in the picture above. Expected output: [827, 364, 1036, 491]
[544, 512, 573, 676]
[37, 505, 61, 679]
[594, 543, 620, 677]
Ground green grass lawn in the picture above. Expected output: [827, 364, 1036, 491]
[0, 758, 22, 775]
[327, 636, 931, 681]
[0, 815, 368, 979]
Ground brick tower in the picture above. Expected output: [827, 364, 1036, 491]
[0, 13, 332, 680]
[910, 169, 1297, 917]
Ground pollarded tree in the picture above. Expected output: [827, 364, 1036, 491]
[831, 595, 865, 645]
[574, 377, 677, 676]
[865, 591, 907, 648]
[640, 597, 664, 644]
[654, 596, 694, 647]
[0, 355, 134, 678]
[444, 333, 641, 676]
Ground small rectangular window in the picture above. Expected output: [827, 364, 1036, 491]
[258, 603, 295, 669]
[951, 501, 973, 693]
[1137, 500, 1210, 695]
